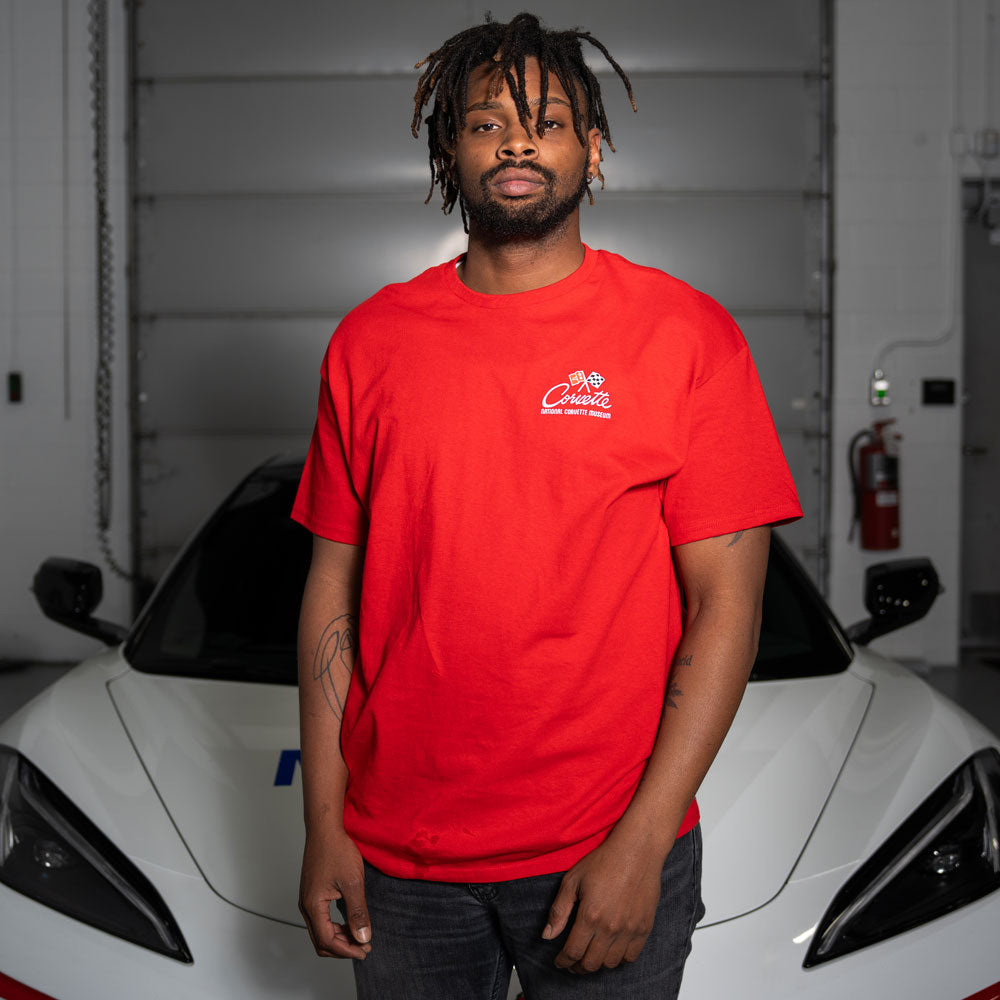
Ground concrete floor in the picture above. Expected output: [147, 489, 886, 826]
[2, 652, 1000, 735]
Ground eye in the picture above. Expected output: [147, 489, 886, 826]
[471, 121, 500, 133]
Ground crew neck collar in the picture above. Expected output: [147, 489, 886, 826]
[445, 245, 598, 308]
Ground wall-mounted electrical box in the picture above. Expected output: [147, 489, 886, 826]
[922, 378, 956, 405]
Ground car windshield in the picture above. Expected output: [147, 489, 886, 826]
[127, 461, 311, 684]
[753, 535, 853, 680]
[126, 461, 852, 684]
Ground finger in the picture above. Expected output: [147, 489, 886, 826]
[300, 896, 334, 951]
[542, 872, 579, 940]
[563, 931, 615, 974]
[623, 931, 651, 964]
[299, 905, 339, 956]
[553, 914, 598, 970]
[600, 936, 630, 970]
[311, 922, 371, 959]
[325, 919, 373, 959]
[339, 874, 373, 946]
[300, 897, 371, 959]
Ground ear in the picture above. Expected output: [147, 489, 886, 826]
[586, 128, 602, 179]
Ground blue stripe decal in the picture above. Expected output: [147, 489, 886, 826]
[274, 749, 302, 786]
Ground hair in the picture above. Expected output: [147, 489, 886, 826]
[411, 11, 636, 223]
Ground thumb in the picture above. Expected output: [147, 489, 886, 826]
[542, 870, 579, 940]
[340, 876, 372, 944]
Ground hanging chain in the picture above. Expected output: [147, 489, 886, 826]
[88, 0, 133, 580]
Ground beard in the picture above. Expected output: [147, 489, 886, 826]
[460, 161, 589, 241]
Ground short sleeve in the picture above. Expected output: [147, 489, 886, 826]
[661, 346, 802, 546]
[291, 361, 368, 545]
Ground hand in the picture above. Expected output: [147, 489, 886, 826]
[299, 826, 372, 959]
[542, 835, 666, 973]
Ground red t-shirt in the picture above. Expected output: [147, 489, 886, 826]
[292, 247, 802, 881]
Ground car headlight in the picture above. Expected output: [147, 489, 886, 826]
[0, 745, 191, 962]
[805, 747, 1000, 967]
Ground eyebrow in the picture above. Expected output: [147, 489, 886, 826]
[465, 96, 572, 113]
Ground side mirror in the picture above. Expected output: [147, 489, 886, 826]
[846, 558, 941, 646]
[32, 558, 128, 646]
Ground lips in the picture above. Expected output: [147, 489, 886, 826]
[489, 167, 548, 197]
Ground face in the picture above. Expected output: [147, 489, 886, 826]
[452, 57, 602, 241]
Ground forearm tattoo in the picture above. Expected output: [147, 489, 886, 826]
[726, 530, 745, 547]
[312, 614, 357, 720]
[666, 681, 684, 710]
[667, 653, 691, 710]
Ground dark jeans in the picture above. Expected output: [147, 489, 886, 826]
[347, 825, 704, 1000]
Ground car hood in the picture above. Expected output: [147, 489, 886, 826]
[697, 670, 871, 923]
[107, 667, 872, 926]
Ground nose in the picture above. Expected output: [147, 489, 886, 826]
[499, 125, 537, 159]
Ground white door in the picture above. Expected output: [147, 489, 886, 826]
[962, 185, 1000, 646]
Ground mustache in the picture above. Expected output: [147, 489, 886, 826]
[481, 161, 557, 184]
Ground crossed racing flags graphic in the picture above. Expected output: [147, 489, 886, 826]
[569, 370, 605, 389]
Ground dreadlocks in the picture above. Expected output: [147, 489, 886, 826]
[411, 12, 636, 222]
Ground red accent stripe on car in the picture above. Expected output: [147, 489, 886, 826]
[0, 971, 59, 1000]
[962, 983, 1000, 1000]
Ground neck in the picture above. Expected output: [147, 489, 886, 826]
[458, 213, 586, 294]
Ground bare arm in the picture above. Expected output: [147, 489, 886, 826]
[297, 535, 371, 959]
[545, 526, 771, 972]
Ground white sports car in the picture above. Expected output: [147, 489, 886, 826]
[2, 458, 998, 1000]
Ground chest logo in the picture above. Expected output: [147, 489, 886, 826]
[541, 369, 612, 420]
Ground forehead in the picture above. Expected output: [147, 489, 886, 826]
[465, 55, 575, 109]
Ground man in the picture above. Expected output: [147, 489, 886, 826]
[293, 12, 801, 1000]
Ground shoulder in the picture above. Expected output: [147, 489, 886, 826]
[593, 249, 748, 373]
[595, 250, 738, 326]
[326, 258, 457, 357]
[346, 258, 454, 325]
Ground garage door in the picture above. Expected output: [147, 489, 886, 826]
[131, 0, 831, 584]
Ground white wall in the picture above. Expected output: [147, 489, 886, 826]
[0, 0, 130, 663]
[831, 0, 997, 666]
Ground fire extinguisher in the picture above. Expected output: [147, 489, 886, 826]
[849, 419, 901, 550]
